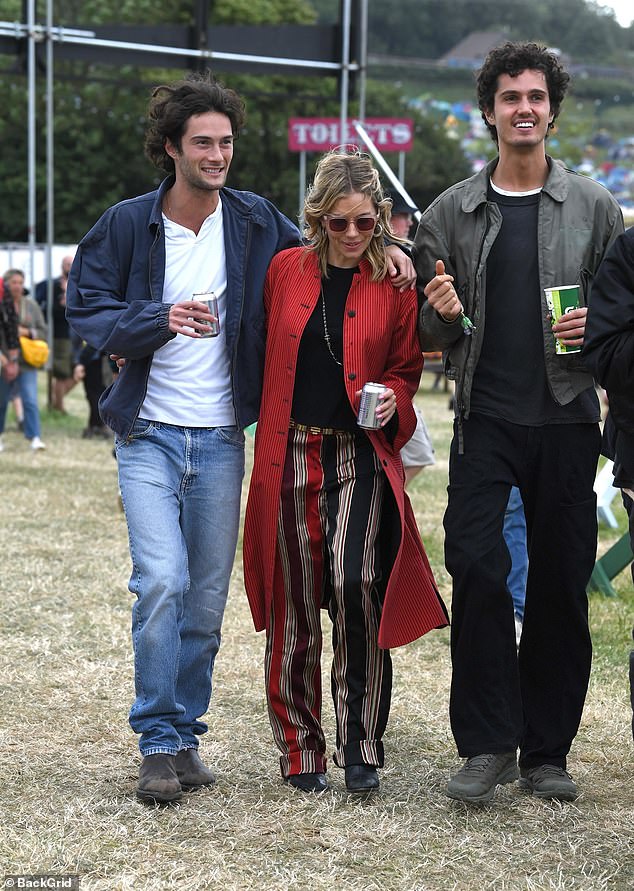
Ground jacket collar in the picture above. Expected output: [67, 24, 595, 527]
[460, 154, 568, 213]
[149, 176, 276, 230]
[149, 176, 175, 229]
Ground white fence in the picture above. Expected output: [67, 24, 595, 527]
[1, 243, 78, 293]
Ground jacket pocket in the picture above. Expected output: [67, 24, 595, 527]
[115, 417, 157, 449]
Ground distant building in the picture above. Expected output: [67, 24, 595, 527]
[440, 31, 510, 69]
[440, 31, 572, 70]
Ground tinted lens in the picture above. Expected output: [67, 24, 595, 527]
[326, 216, 376, 232]
[355, 216, 377, 231]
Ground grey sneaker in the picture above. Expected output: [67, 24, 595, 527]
[518, 764, 579, 801]
[447, 752, 519, 803]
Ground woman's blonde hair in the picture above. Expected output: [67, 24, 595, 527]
[303, 149, 409, 281]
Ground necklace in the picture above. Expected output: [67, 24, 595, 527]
[320, 288, 343, 366]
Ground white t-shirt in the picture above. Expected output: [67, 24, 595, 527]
[140, 198, 236, 427]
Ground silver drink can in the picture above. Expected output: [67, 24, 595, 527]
[193, 291, 220, 338]
[357, 382, 386, 429]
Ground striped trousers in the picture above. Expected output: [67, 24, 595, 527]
[265, 426, 393, 778]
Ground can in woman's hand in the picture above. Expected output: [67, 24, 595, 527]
[357, 382, 386, 429]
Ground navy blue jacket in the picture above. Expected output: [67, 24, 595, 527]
[583, 227, 634, 488]
[66, 176, 301, 437]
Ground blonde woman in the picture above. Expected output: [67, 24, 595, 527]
[243, 151, 448, 794]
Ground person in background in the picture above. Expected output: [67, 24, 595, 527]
[73, 343, 110, 439]
[415, 42, 623, 804]
[385, 192, 437, 485]
[504, 486, 528, 646]
[243, 150, 448, 795]
[0, 271, 25, 432]
[8, 390, 24, 432]
[36, 255, 78, 413]
[0, 270, 47, 451]
[402, 403, 436, 486]
[0, 269, 46, 452]
[582, 226, 634, 743]
[386, 191, 418, 241]
[66, 73, 416, 805]
[0, 278, 20, 452]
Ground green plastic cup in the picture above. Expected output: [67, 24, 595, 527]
[544, 284, 581, 354]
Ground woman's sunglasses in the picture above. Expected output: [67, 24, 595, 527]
[323, 215, 377, 233]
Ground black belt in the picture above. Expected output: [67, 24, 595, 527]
[289, 418, 350, 436]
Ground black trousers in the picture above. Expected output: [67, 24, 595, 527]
[83, 357, 106, 428]
[445, 413, 601, 769]
[621, 491, 634, 743]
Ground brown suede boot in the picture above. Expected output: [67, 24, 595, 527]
[137, 754, 182, 803]
[174, 748, 216, 788]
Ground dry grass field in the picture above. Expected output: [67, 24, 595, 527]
[1, 373, 633, 891]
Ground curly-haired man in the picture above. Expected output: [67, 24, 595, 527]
[414, 42, 624, 803]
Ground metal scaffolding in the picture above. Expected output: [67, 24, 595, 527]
[1, 0, 367, 291]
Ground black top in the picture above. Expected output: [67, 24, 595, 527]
[36, 277, 71, 339]
[0, 294, 19, 354]
[470, 186, 598, 425]
[292, 265, 358, 430]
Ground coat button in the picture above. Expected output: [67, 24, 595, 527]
[348, 372, 356, 381]
[347, 310, 356, 317]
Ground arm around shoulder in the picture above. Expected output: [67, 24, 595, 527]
[584, 230, 634, 397]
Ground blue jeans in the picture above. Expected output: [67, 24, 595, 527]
[115, 419, 245, 756]
[0, 367, 41, 439]
[503, 486, 528, 621]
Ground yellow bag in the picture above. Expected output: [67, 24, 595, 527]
[19, 335, 49, 368]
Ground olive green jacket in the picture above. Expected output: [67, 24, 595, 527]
[414, 156, 624, 422]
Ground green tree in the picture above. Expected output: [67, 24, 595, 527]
[0, 0, 467, 242]
[309, 0, 630, 62]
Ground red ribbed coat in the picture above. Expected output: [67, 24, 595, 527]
[243, 248, 448, 648]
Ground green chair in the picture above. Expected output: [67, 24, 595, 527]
[588, 533, 634, 598]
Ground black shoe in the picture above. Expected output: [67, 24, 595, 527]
[137, 754, 182, 803]
[174, 748, 216, 788]
[446, 753, 518, 803]
[518, 764, 578, 801]
[345, 764, 379, 793]
[285, 772, 329, 793]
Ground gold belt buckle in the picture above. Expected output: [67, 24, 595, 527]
[289, 418, 339, 435]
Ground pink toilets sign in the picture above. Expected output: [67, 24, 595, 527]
[288, 118, 414, 152]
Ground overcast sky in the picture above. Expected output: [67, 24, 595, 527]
[600, 1, 633, 28]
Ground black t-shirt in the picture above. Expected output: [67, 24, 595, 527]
[36, 277, 69, 338]
[291, 265, 358, 431]
[470, 184, 598, 425]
